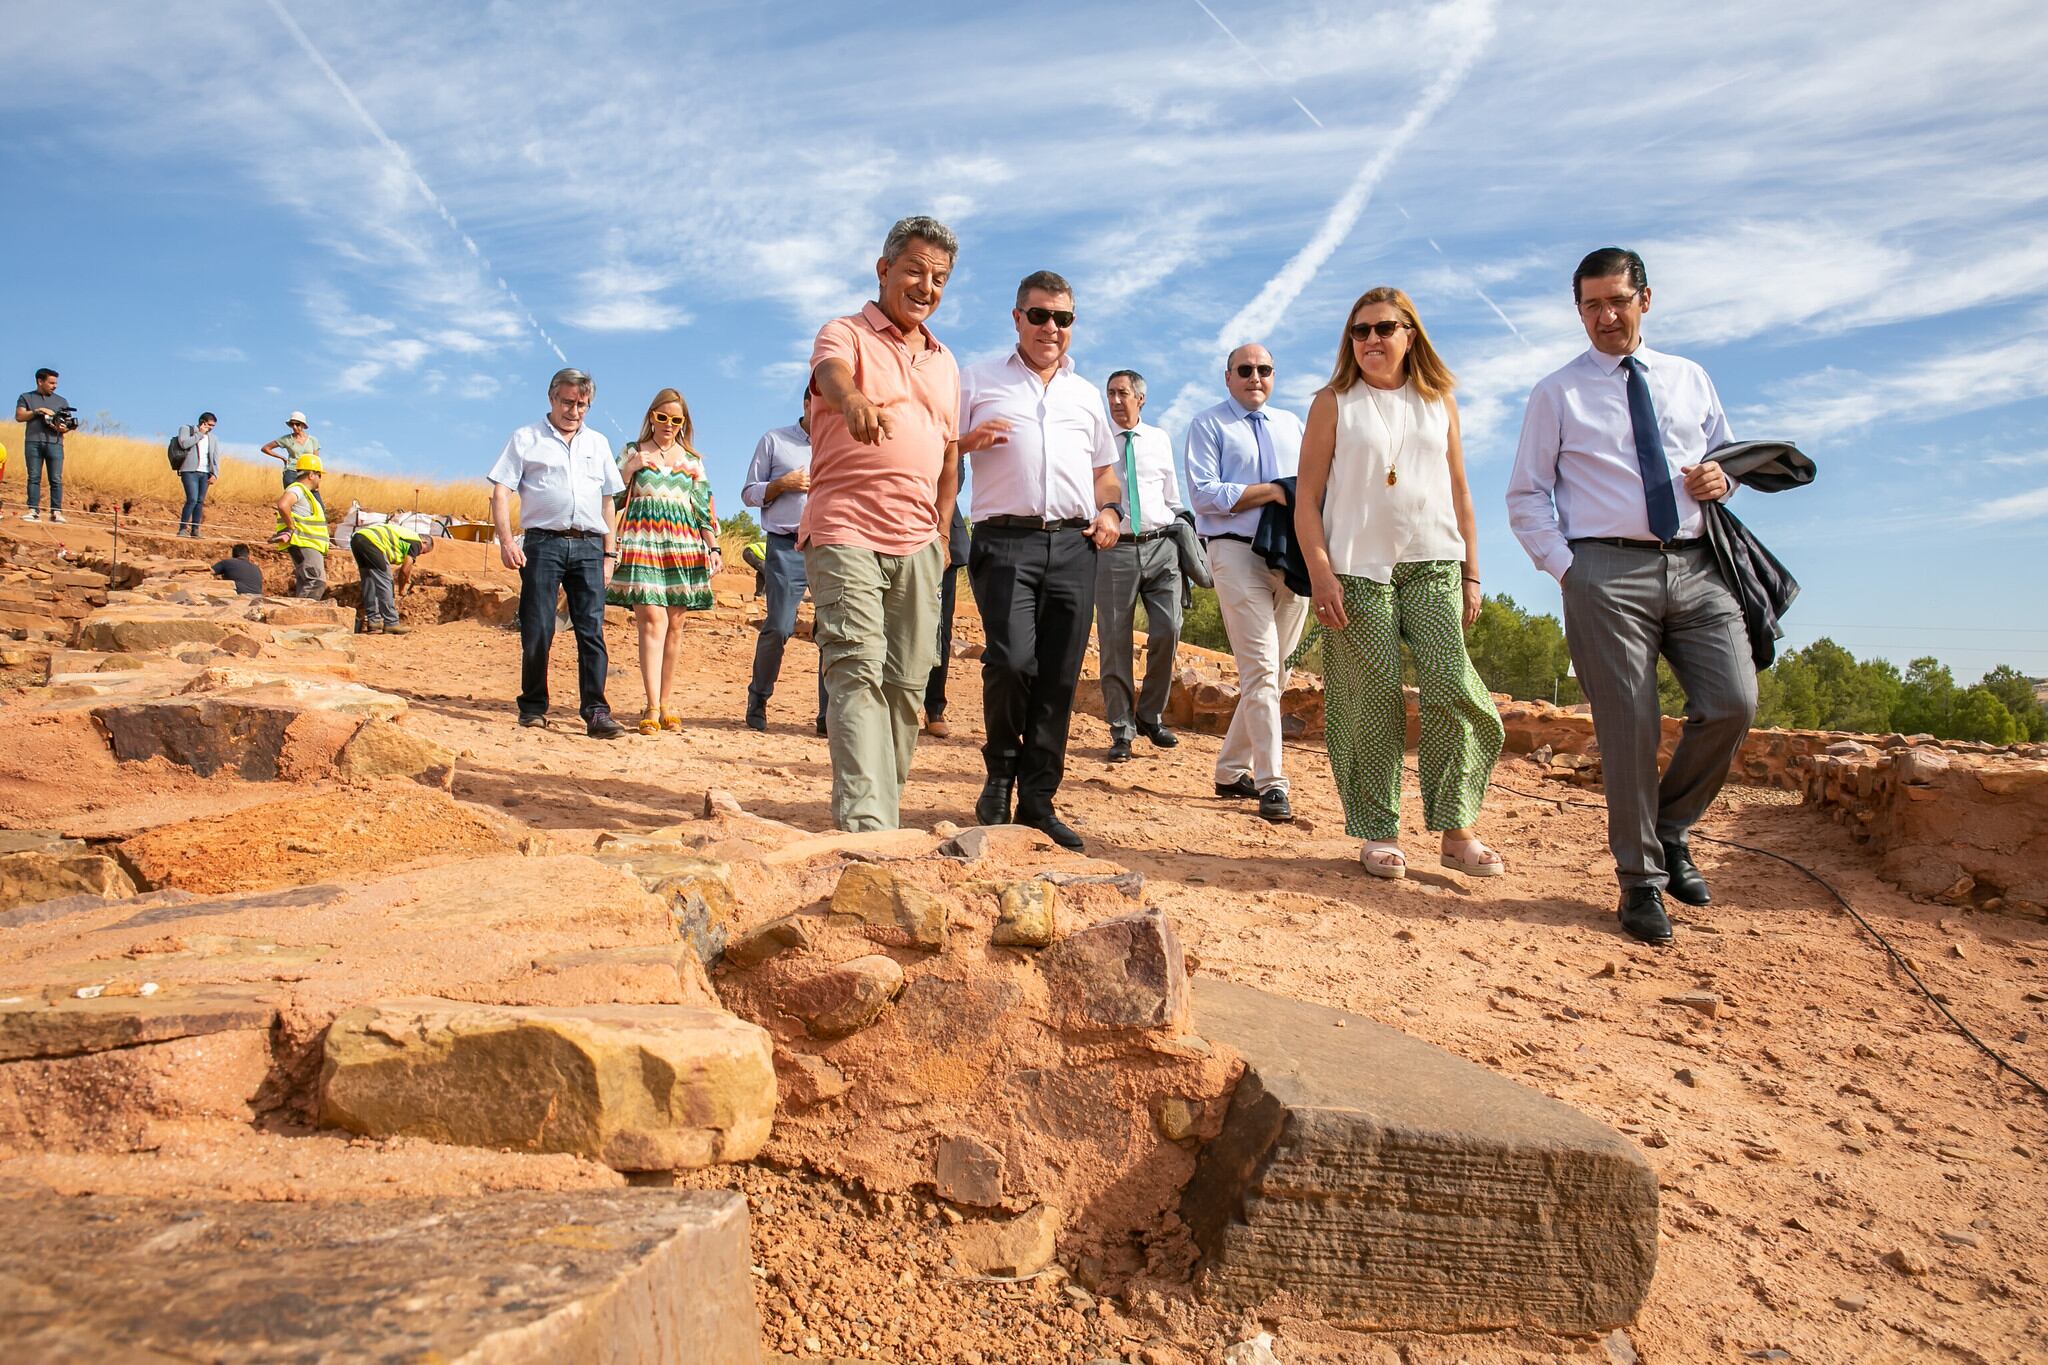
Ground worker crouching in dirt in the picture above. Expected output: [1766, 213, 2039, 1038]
[350, 521, 434, 634]
[272, 454, 335, 599]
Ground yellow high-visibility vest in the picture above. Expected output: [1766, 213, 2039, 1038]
[353, 521, 420, 562]
[275, 485, 329, 552]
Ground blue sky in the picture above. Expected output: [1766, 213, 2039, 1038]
[6, 0, 2046, 678]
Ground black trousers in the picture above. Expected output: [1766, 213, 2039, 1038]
[925, 563, 962, 719]
[968, 524, 1096, 817]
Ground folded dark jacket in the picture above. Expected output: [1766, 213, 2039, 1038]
[1170, 509, 1213, 589]
[1702, 441, 1815, 670]
[1253, 476, 1313, 598]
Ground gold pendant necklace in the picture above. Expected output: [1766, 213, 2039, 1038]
[1364, 382, 1407, 487]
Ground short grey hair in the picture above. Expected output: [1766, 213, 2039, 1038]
[882, 215, 959, 264]
[1107, 369, 1146, 400]
[548, 367, 594, 399]
[1014, 270, 1073, 310]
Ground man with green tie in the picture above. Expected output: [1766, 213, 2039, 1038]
[1096, 369, 1187, 763]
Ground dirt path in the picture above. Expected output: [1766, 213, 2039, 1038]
[339, 606, 2048, 1365]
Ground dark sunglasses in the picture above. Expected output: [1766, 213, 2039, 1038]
[1233, 363, 1274, 379]
[1022, 307, 1075, 328]
[1349, 320, 1411, 340]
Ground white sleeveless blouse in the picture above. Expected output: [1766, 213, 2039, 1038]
[1325, 380, 1464, 583]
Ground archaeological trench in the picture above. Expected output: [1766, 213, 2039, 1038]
[0, 521, 2042, 1363]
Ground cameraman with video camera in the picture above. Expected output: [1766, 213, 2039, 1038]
[14, 367, 75, 524]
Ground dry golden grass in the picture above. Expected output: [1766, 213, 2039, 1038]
[1, 424, 494, 520]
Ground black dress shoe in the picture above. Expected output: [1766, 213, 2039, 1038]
[517, 713, 549, 729]
[1617, 886, 1674, 946]
[1018, 810, 1084, 852]
[1214, 774, 1259, 800]
[586, 709, 626, 740]
[1661, 840, 1711, 906]
[1106, 737, 1132, 763]
[1257, 787, 1293, 823]
[974, 776, 1016, 827]
[1138, 722, 1179, 749]
[815, 715, 828, 737]
[744, 702, 767, 732]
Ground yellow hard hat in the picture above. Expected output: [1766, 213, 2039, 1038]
[294, 453, 324, 473]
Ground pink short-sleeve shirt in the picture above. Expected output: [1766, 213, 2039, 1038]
[799, 302, 959, 556]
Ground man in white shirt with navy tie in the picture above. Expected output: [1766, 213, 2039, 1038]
[1096, 368, 1186, 763]
[1185, 343, 1309, 825]
[1507, 247, 1751, 948]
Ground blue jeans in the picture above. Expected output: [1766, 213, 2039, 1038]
[518, 531, 610, 722]
[24, 440, 62, 512]
[746, 532, 826, 721]
[178, 471, 211, 535]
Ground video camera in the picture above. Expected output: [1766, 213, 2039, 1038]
[48, 407, 80, 433]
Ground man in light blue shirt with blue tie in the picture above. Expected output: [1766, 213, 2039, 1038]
[1507, 247, 1749, 948]
[1185, 342, 1309, 825]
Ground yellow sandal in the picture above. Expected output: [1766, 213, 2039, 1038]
[660, 708, 683, 732]
[637, 706, 661, 736]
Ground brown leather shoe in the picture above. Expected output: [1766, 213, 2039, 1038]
[923, 718, 950, 738]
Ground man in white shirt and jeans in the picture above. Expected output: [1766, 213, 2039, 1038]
[1096, 368, 1186, 764]
[958, 270, 1122, 850]
[1507, 247, 1750, 947]
[488, 367, 628, 739]
[1185, 343, 1309, 825]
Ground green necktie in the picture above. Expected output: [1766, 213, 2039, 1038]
[1122, 431, 1141, 535]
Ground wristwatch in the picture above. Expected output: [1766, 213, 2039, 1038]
[1098, 502, 1126, 522]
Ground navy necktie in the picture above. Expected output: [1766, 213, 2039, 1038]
[1622, 355, 1681, 543]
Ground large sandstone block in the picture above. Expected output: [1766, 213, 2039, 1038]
[0, 983, 276, 1063]
[0, 1188, 764, 1363]
[830, 861, 948, 950]
[334, 717, 456, 788]
[1039, 907, 1188, 1032]
[319, 997, 776, 1171]
[92, 697, 302, 778]
[1182, 980, 1658, 1334]
[0, 833, 137, 910]
[75, 613, 237, 654]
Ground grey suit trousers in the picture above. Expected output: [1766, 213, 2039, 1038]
[1561, 540, 1756, 891]
[1094, 536, 1182, 740]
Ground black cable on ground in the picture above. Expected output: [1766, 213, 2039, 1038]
[1487, 776, 2048, 1104]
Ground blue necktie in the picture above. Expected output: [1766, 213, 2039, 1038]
[1622, 355, 1681, 543]
[1247, 410, 1274, 482]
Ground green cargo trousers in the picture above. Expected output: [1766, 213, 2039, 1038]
[804, 540, 943, 832]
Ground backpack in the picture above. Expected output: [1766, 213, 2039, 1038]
[166, 435, 181, 471]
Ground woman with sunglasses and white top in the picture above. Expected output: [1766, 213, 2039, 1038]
[1295, 287, 1505, 879]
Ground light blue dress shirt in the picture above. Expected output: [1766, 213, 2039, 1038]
[1506, 345, 1732, 580]
[1184, 396, 1303, 538]
[741, 422, 812, 536]
[486, 418, 624, 535]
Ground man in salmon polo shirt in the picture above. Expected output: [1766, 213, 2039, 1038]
[803, 215, 980, 831]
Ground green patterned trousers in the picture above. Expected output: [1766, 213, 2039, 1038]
[1321, 561, 1504, 840]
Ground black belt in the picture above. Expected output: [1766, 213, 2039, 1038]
[1117, 529, 1172, 544]
[1570, 536, 1705, 552]
[1204, 532, 1255, 546]
[978, 515, 1089, 532]
[526, 527, 603, 539]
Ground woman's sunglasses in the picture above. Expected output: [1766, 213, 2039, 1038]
[650, 413, 686, 426]
[1022, 307, 1075, 328]
[1349, 320, 1412, 341]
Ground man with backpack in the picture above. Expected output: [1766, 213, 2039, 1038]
[170, 412, 220, 537]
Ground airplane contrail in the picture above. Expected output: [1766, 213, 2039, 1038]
[263, 0, 569, 368]
[1189, 0, 1525, 348]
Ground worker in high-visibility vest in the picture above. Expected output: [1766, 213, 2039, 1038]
[0, 438, 9, 519]
[349, 519, 435, 635]
[271, 454, 335, 599]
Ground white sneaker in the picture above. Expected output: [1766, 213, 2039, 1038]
[50, 511, 66, 524]
[22, 510, 38, 522]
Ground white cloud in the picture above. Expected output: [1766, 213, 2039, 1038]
[1970, 485, 2048, 523]
[179, 344, 247, 364]
[1745, 333, 2048, 440]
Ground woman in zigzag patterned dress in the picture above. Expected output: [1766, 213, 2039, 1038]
[608, 387, 721, 734]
